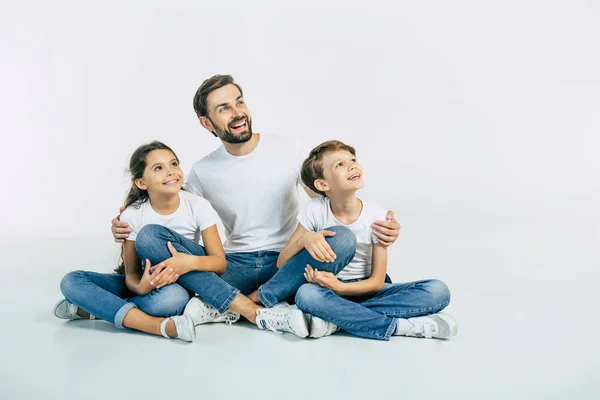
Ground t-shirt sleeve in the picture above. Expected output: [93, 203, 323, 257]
[297, 198, 324, 232]
[119, 206, 141, 241]
[192, 195, 220, 231]
[183, 167, 204, 197]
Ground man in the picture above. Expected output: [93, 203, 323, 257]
[111, 75, 401, 337]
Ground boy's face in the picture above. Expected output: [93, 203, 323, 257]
[317, 150, 364, 195]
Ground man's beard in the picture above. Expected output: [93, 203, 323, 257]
[212, 116, 253, 144]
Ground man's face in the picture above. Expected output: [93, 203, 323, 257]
[203, 84, 253, 144]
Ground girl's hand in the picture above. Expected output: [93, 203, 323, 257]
[149, 242, 193, 288]
[304, 264, 343, 293]
[137, 259, 160, 295]
[300, 230, 337, 263]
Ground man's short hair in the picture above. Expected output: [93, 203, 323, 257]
[193, 74, 244, 118]
[301, 140, 357, 197]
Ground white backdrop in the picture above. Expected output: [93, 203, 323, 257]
[1, 0, 598, 237]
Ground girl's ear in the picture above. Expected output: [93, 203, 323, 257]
[134, 178, 147, 190]
[314, 179, 329, 194]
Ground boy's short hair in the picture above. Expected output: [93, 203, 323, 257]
[193, 74, 244, 118]
[301, 140, 356, 197]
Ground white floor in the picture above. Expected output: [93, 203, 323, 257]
[1, 212, 598, 400]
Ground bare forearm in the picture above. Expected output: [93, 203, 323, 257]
[191, 255, 227, 274]
[125, 273, 147, 296]
[334, 278, 384, 297]
[276, 238, 304, 267]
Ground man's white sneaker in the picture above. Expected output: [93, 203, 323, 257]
[308, 315, 340, 338]
[183, 296, 240, 326]
[405, 313, 458, 339]
[159, 315, 196, 342]
[53, 299, 95, 320]
[255, 302, 309, 338]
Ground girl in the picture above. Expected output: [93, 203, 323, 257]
[53, 141, 227, 342]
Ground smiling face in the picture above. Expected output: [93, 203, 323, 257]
[315, 149, 364, 196]
[200, 84, 253, 144]
[134, 149, 183, 197]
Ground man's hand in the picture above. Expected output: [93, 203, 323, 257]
[304, 265, 343, 293]
[149, 242, 194, 288]
[112, 206, 132, 243]
[300, 230, 337, 263]
[372, 210, 401, 247]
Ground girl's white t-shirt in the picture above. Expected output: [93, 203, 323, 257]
[120, 190, 220, 244]
[297, 197, 388, 281]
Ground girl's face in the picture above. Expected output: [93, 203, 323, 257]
[135, 149, 183, 196]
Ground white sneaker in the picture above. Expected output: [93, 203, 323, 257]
[183, 296, 240, 326]
[255, 302, 309, 338]
[53, 299, 95, 320]
[160, 315, 196, 342]
[308, 315, 340, 338]
[406, 313, 458, 339]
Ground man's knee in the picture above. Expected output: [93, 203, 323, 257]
[324, 225, 357, 258]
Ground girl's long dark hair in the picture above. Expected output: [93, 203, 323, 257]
[114, 141, 180, 274]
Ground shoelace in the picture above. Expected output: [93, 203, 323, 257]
[257, 309, 289, 334]
[223, 313, 238, 326]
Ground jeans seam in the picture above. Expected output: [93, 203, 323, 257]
[216, 288, 240, 314]
[381, 299, 450, 318]
[296, 298, 390, 341]
[258, 285, 274, 308]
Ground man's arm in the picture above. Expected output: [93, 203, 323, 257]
[372, 210, 401, 247]
[111, 206, 132, 243]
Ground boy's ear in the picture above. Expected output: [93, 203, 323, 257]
[134, 178, 147, 190]
[314, 178, 329, 194]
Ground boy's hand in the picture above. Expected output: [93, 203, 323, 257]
[300, 230, 337, 263]
[304, 265, 342, 293]
[111, 206, 132, 243]
[372, 210, 401, 247]
[149, 242, 193, 288]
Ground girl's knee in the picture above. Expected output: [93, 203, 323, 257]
[144, 284, 190, 317]
[59, 270, 85, 298]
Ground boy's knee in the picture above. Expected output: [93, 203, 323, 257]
[426, 279, 451, 306]
[324, 225, 357, 257]
[295, 284, 326, 310]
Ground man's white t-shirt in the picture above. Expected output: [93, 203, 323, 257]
[297, 197, 388, 281]
[184, 134, 308, 253]
[120, 191, 220, 244]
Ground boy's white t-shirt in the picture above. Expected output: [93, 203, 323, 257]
[120, 190, 220, 244]
[184, 134, 308, 253]
[297, 197, 388, 281]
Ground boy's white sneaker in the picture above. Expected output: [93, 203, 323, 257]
[53, 299, 95, 320]
[160, 315, 196, 342]
[405, 313, 457, 339]
[256, 302, 309, 338]
[308, 315, 340, 338]
[183, 296, 240, 326]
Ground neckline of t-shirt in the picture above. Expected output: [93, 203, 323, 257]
[219, 133, 263, 159]
[327, 197, 364, 227]
[147, 192, 182, 217]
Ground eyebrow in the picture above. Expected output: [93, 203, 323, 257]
[150, 158, 177, 169]
[214, 95, 243, 110]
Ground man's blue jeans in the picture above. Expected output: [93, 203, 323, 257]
[295, 279, 451, 340]
[134, 224, 357, 311]
[59, 270, 190, 328]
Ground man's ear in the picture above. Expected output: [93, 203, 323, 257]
[199, 116, 218, 138]
[314, 179, 329, 194]
[134, 178, 147, 190]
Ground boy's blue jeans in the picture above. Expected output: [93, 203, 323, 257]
[59, 271, 190, 328]
[134, 224, 358, 313]
[295, 279, 451, 341]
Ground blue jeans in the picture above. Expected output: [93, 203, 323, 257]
[135, 224, 280, 313]
[59, 270, 190, 328]
[295, 279, 451, 340]
[258, 225, 357, 307]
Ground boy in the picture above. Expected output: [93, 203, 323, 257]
[283, 140, 457, 340]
